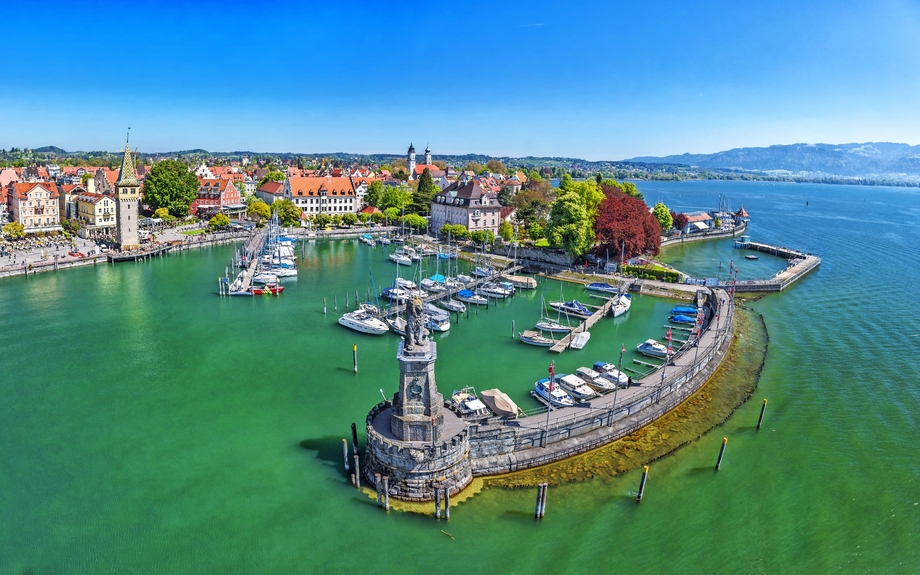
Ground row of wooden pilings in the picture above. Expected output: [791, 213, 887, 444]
[339, 399, 769, 518]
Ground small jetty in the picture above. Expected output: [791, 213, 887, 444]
[219, 228, 267, 295]
[107, 245, 172, 263]
[549, 296, 618, 353]
[725, 238, 821, 292]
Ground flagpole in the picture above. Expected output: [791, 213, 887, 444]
[612, 344, 624, 418]
[544, 361, 555, 448]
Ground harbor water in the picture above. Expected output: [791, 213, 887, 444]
[1, 181, 919, 573]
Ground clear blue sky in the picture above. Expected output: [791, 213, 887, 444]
[3, 0, 919, 160]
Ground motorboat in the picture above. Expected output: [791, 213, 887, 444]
[592, 362, 629, 386]
[386, 316, 406, 335]
[533, 378, 575, 407]
[381, 287, 413, 302]
[438, 298, 467, 314]
[535, 319, 573, 334]
[637, 339, 669, 358]
[477, 283, 513, 299]
[269, 267, 298, 278]
[549, 300, 593, 319]
[456, 274, 474, 284]
[498, 281, 517, 294]
[395, 277, 417, 290]
[519, 330, 555, 347]
[250, 283, 284, 295]
[402, 246, 421, 261]
[670, 305, 698, 315]
[389, 252, 412, 266]
[612, 294, 632, 317]
[379, 237, 391, 245]
[570, 331, 591, 349]
[339, 304, 389, 335]
[252, 272, 279, 284]
[479, 388, 520, 418]
[575, 367, 616, 392]
[556, 374, 598, 400]
[420, 277, 448, 293]
[472, 266, 496, 278]
[423, 303, 451, 331]
[669, 314, 696, 325]
[585, 281, 619, 294]
[451, 387, 491, 417]
[456, 289, 488, 305]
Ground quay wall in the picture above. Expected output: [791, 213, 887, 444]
[466, 291, 733, 476]
[660, 221, 747, 247]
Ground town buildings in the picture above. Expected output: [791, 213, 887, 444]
[74, 191, 117, 238]
[429, 177, 502, 235]
[8, 182, 62, 233]
[191, 178, 244, 217]
[255, 181, 285, 204]
[284, 176, 356, 218]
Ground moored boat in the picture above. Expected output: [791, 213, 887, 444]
[533, 378, 575, 407]
[637, 339, 668, 358]
[670, 305, 698, 315]
[519, 330, 555, 347]
[570, 331, 591, 349]
[389, 252, 412, 266]
[556, 374, 598, 400]
[669, 314, 696, 325]
[575, 367, 616, 392]
[585, 281, 619, 293]
[535, 319, 573, 334]
[438, 298, 467, 314]
[339, 304, 389, 335]
[549, 300, 593, 319]
[477, 282, 513, 299]
[592, 362, 629, 386]
[456, 289, 488, 305]
[250, 283, 284, 295]
[611, 293, 632, 317]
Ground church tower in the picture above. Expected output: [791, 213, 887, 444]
[114, 139, 140, 251]
[407, 143, 416, 179]
[424, 145, 431, 166]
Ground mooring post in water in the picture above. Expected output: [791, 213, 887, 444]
[383, 476, 390, 510]
[539, 483, 548, 518]
[444, 486, 450, 520]
[757, 398, 768, 429]
[334, 294, 337, 310]
[351, 423, 359, 455]
[534, 484, 544, 518]
[511, 319, 515, 338]
[351, 473, 356, 487]
[342, 439, 350, 471]
[353, 455, 361, 488]
[434, 485, 441, 519]
[715, 437, 728, 470]
[375, 474, 382, 507]
[353, 345, 358, 373]
[324, 297, 327, 314]
[637, 466, 649, 502]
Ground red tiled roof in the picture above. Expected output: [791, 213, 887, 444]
[257, 181, 285, 195]
[287, 176, 355, 197]
[12, 182, 59, 200]
[360, 206, 381, 214]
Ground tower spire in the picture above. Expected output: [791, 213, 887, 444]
[116, 136, 138, 187]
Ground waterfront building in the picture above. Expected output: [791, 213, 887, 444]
[255, 181, 285, 204]
[8, 182, 62, 234]
[75, 191, 117, 238]
[58, 183, 86, 220]
[191, 178, 243, 217]
[682, 211, 714, 234]
[284, 176, 356, 217]
[114, 141, 141, 250]
[430, 177, 502, 235]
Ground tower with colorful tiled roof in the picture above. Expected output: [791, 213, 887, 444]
[407, 143, 416, 177]
[114, 138, 140, 250]
[424, 144, 431, 166]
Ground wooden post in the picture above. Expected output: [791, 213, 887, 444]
[353, 345, 358, 373]
[511, 319, 515, 338]
[757, 398, 768, 430]
[715, 437, 728, 470]
[351, 423, 359, 455]
[434, 485, 441, 519]
[383, 476, 390, 510]
[353, 454, 361, 488]
[334, 294, 337, 310]
[375, 474, 382, 507]
[637, 466, 649, 502]
[444, 486, 450, 520]
[534, 484, 544, 518]
[351, 473, 356, 487]
[324, 297, 327, 314]
[539, 483, 548, 518]
[342, 439, 349, 471]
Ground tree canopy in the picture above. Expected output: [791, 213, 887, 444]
[470, 230, 495, 245]
[403, 213, 427, 231]
[2, 221, 25, 239]
[377, 186, 413, 213]
[207, 213, 231, 230]
[412, 168, 438, 216]
[364, 180, 384, 207]
[546, 191, 594, 257]
[594, 189, 661, 260]
[499, 221, 514, 242]
[258, 171, 285, 187]
[272, 199, 301, 226]
[486, 159, 507, 173]
[439, 223, 469, 241]
[341, 212, 358, 226]
[653, 202, 673, 230]
[142, 160, 199, 217]
[312, 213, 331, 228]
[247, 200, 271, 222]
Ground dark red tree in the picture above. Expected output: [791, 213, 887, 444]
[595, 185, 661, 259]
[671, 211, 689, 231]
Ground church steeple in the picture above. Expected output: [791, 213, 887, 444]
[407, 142, 416, 179]
[116, 141, 138, 187]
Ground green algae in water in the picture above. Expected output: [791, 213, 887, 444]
[483, 304, 768, 489]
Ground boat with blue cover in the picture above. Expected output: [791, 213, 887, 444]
[585, 281, 619, 294]
[669, 314, 696, 325]
[670, 305, 698, 315]
[549, 300, 593, 319]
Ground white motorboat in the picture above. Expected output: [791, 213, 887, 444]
[533, 378, 575, 407]
[389, 252, 412, 265]
[395, 277, 417, 290]
[611, 294, 632, 317]
[386, 316, 406, 335]
[381, 287, 413, 302]
[438, 299, 467, 314]
[535, 319, 573, 334]
[477, 283, 513, 299]
[637, 339, 669, 358]
[456, 274, 474, 284]
[549, 300, 593, 319]
[519, 330, 555, 347]
[252, 272, 279, 284]
[456, 289, 488, 305]
[557, 374, 598, 400]
[425, 315, 451, 332]
[592, 362, 629, 386]
[570, 331, 591, 349]
[338, 304, 389, 335]
[420, 278, 448, 293]
[575, 367, 616, 392]
[269, 267, 298, 278]
[379, 237, 391, 245]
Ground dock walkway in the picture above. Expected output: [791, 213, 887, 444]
[382, 265, 524, 318]
[548, 296, 619, 353]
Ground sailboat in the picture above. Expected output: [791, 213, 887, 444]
[535, 295, 573, 333]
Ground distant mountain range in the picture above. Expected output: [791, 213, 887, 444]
[627, 142, 920, 177]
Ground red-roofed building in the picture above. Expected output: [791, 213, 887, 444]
[430, 177, 501, 235]
[9, 182, 62, 233]
[59, 183, 86, 220]
[75, 190, 117, 237]
[255, 181, 286, 204]
[191, 178, 242, 216]
[284, 176, 356, 217]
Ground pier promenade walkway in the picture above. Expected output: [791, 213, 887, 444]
[548, 296, 619, 353]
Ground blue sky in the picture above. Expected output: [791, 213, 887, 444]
[3, 0, 920, 160]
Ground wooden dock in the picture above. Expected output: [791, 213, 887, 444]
[382, 265, 525, 318]
[107, 245, 172, 263]
[234, 229, 266, 293]
[549, 296, 617, 353]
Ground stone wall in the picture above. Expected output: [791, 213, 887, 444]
[489, 244, 573, 267]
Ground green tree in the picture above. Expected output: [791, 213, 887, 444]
[439, 223, 469, 241]
[3, 221, 25, 239]
[378, 186, 412, 213]
[247, 200, 271, 222]
[499, 221, 514, 241]
[273, 199, 301, 226]
[370, 211, 385, 224]
[258, 171, 285, 187]
[207, 213, 231, 230]
[142, 160, 199, 217]
[497, 186, 515, 206]
[529, 222, 544, 240]
[546, 191, 594, 256]
[81, 172, 93, 187]
[470, 230, 495, 245]
[342, 212, 358, 226]
[412, 168, 438, 215]
[331, 214, 343, 226]
[464, 161, 484, 173]
[384, 207, 400, 222]
[154, 207, 169, 220]
[652, 202, 673, 231]
[357, 212, 370, 223]
[364, 180, 384, 207]
[403, 213, 427, 232]
[313, 213, 332, 228]
[486, 159, 507, 173]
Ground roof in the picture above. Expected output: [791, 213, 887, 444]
[433, 181, 499, 208]
[413, 164, 443, 176]
[257, 181, 285, 195]
[116, 143, 139, 186]
[684, 211, 713, 223]
[287, 176, 355, 197]
[734, 206, 749, 217]
[360, 206, 381, 214]
[12, 182, 59, 200]
[76, 191, 113, 205]
[60, 184, 86, 195]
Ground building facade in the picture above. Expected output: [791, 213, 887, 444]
[430, 179, 502, 235]
[8, 182, 62, 233]
[114, 142, 141, 250]
[284, 176, 356, 218]
[191, 178, 242, 216]
[75, 191, 117, 238]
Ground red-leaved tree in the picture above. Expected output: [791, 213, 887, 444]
[671, 211, 689, 231]
[595, 185, 661, 260]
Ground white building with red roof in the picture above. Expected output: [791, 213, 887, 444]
[430, 176, 502, 235]
[9, 182, 62, 233]
[284, 176, 356, 218]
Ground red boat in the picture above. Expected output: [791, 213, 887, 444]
[251, 283, 284, 295]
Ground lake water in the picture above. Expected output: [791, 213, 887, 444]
[2, 180, 919, 573]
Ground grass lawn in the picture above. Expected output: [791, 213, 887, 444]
[180, 229, 206, 236]
[534, 238, 550, 247]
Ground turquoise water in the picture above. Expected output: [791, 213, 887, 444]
[2, 181, 919, 573]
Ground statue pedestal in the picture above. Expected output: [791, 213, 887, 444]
[390, 340, 444, 442]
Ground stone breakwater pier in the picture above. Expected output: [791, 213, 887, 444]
[363, 287, 734, 502]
